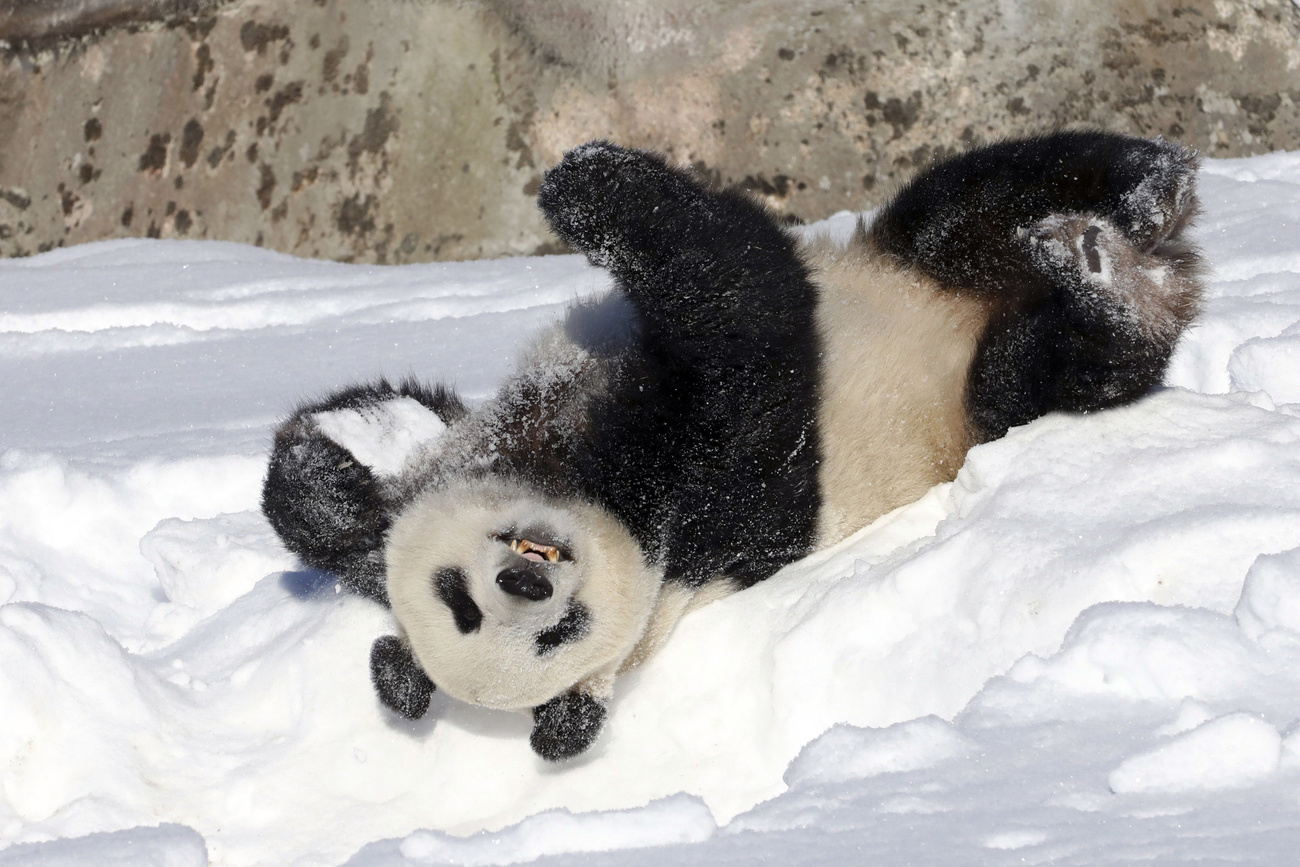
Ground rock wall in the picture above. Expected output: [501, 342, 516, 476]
[2, 0, 1298, 262]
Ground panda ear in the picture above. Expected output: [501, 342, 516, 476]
[530, 690, 608, 761]
[369, 635, 435, 720]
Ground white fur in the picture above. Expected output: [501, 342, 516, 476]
[386, 477, 660, 710]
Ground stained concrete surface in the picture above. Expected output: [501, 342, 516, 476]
[1, 0, 1298, 262]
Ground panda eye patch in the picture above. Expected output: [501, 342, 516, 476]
[534, 602, 591, 656]
[434, 567, 482, 634]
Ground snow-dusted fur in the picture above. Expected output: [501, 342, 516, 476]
[261, 131, 1204, 760]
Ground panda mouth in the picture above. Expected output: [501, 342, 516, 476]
[508, 537, 566, 564]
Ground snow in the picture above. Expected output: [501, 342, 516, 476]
[0, 824, 207, 867]
[1108, 713, 1283, 794]
[313, 398, 447, 479]
[376, 796, 715, 867]
[3, 151, 1300, 865]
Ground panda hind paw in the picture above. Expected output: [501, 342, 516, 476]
[1020, 213, 1126, 285]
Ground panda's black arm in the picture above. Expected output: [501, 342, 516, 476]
[537, 141, 816, 358]
[262, 412, 390, 604]
[542, 142, 823, 588]
[867, 130, 1199, 298]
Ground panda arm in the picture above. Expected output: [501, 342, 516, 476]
[262, 410, 390, 605]
[537, 141, 815, 359]
[540, 142, 823, 588]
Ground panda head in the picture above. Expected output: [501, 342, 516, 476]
[384, 476, 661, 711]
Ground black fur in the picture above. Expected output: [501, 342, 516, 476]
[261, 377, 466, 604]
[540, 142, 823, 589]
[530, 690, 607, 761]
[534, 602, 591, 656]
[435, 567, 483, 634]
[261, 421, 389, 603]
[868, 130, 1202, 438]
[369, 635, 435, 720]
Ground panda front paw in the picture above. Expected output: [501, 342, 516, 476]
[530, 690, 607, 761]
[262, 420, 391, 601]
[538, 141, 646, 267]
[538, 141, 694, 271]
[369, 635, 435, 720]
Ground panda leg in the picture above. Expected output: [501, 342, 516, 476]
[867, 130, 1201, 295]
[867, 132, 1204, 439]
[537, 141, 816, 357]
[967, 204, 1204, 439]
[261, 378, 464, 605]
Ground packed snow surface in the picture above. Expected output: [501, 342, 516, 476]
[3, 153, 1300, 865]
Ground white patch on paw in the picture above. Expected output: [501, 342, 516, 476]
[313, 397, 447, 478]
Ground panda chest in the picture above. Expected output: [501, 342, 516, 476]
[812, 257, 989, 547]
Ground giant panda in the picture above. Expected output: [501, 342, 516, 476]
[261, 131, 1204, 760]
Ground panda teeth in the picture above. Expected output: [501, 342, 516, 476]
[510, 538, 561, 563]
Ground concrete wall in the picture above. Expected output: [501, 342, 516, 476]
[2, 0, 1298, 262]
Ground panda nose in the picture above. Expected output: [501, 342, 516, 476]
[496, 567, 553, 601]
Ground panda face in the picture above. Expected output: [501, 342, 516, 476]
[385, 477, 661, 711]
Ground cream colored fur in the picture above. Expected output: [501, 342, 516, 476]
[805, 232, 989, 546]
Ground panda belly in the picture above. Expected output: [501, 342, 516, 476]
[807, 237, 991, 547]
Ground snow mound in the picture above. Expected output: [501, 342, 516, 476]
[1236, 546, 1300, 642]
[1108, 713, 1283, 794]
[783, 717, 973, 788]
[2, 151, 1300, 865]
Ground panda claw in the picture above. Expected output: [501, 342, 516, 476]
[369, 635, 435, 720]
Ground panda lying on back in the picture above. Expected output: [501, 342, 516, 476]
[262, 131, 1203, 760]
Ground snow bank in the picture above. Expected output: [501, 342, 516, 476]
[3, 152, 1300, 865]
